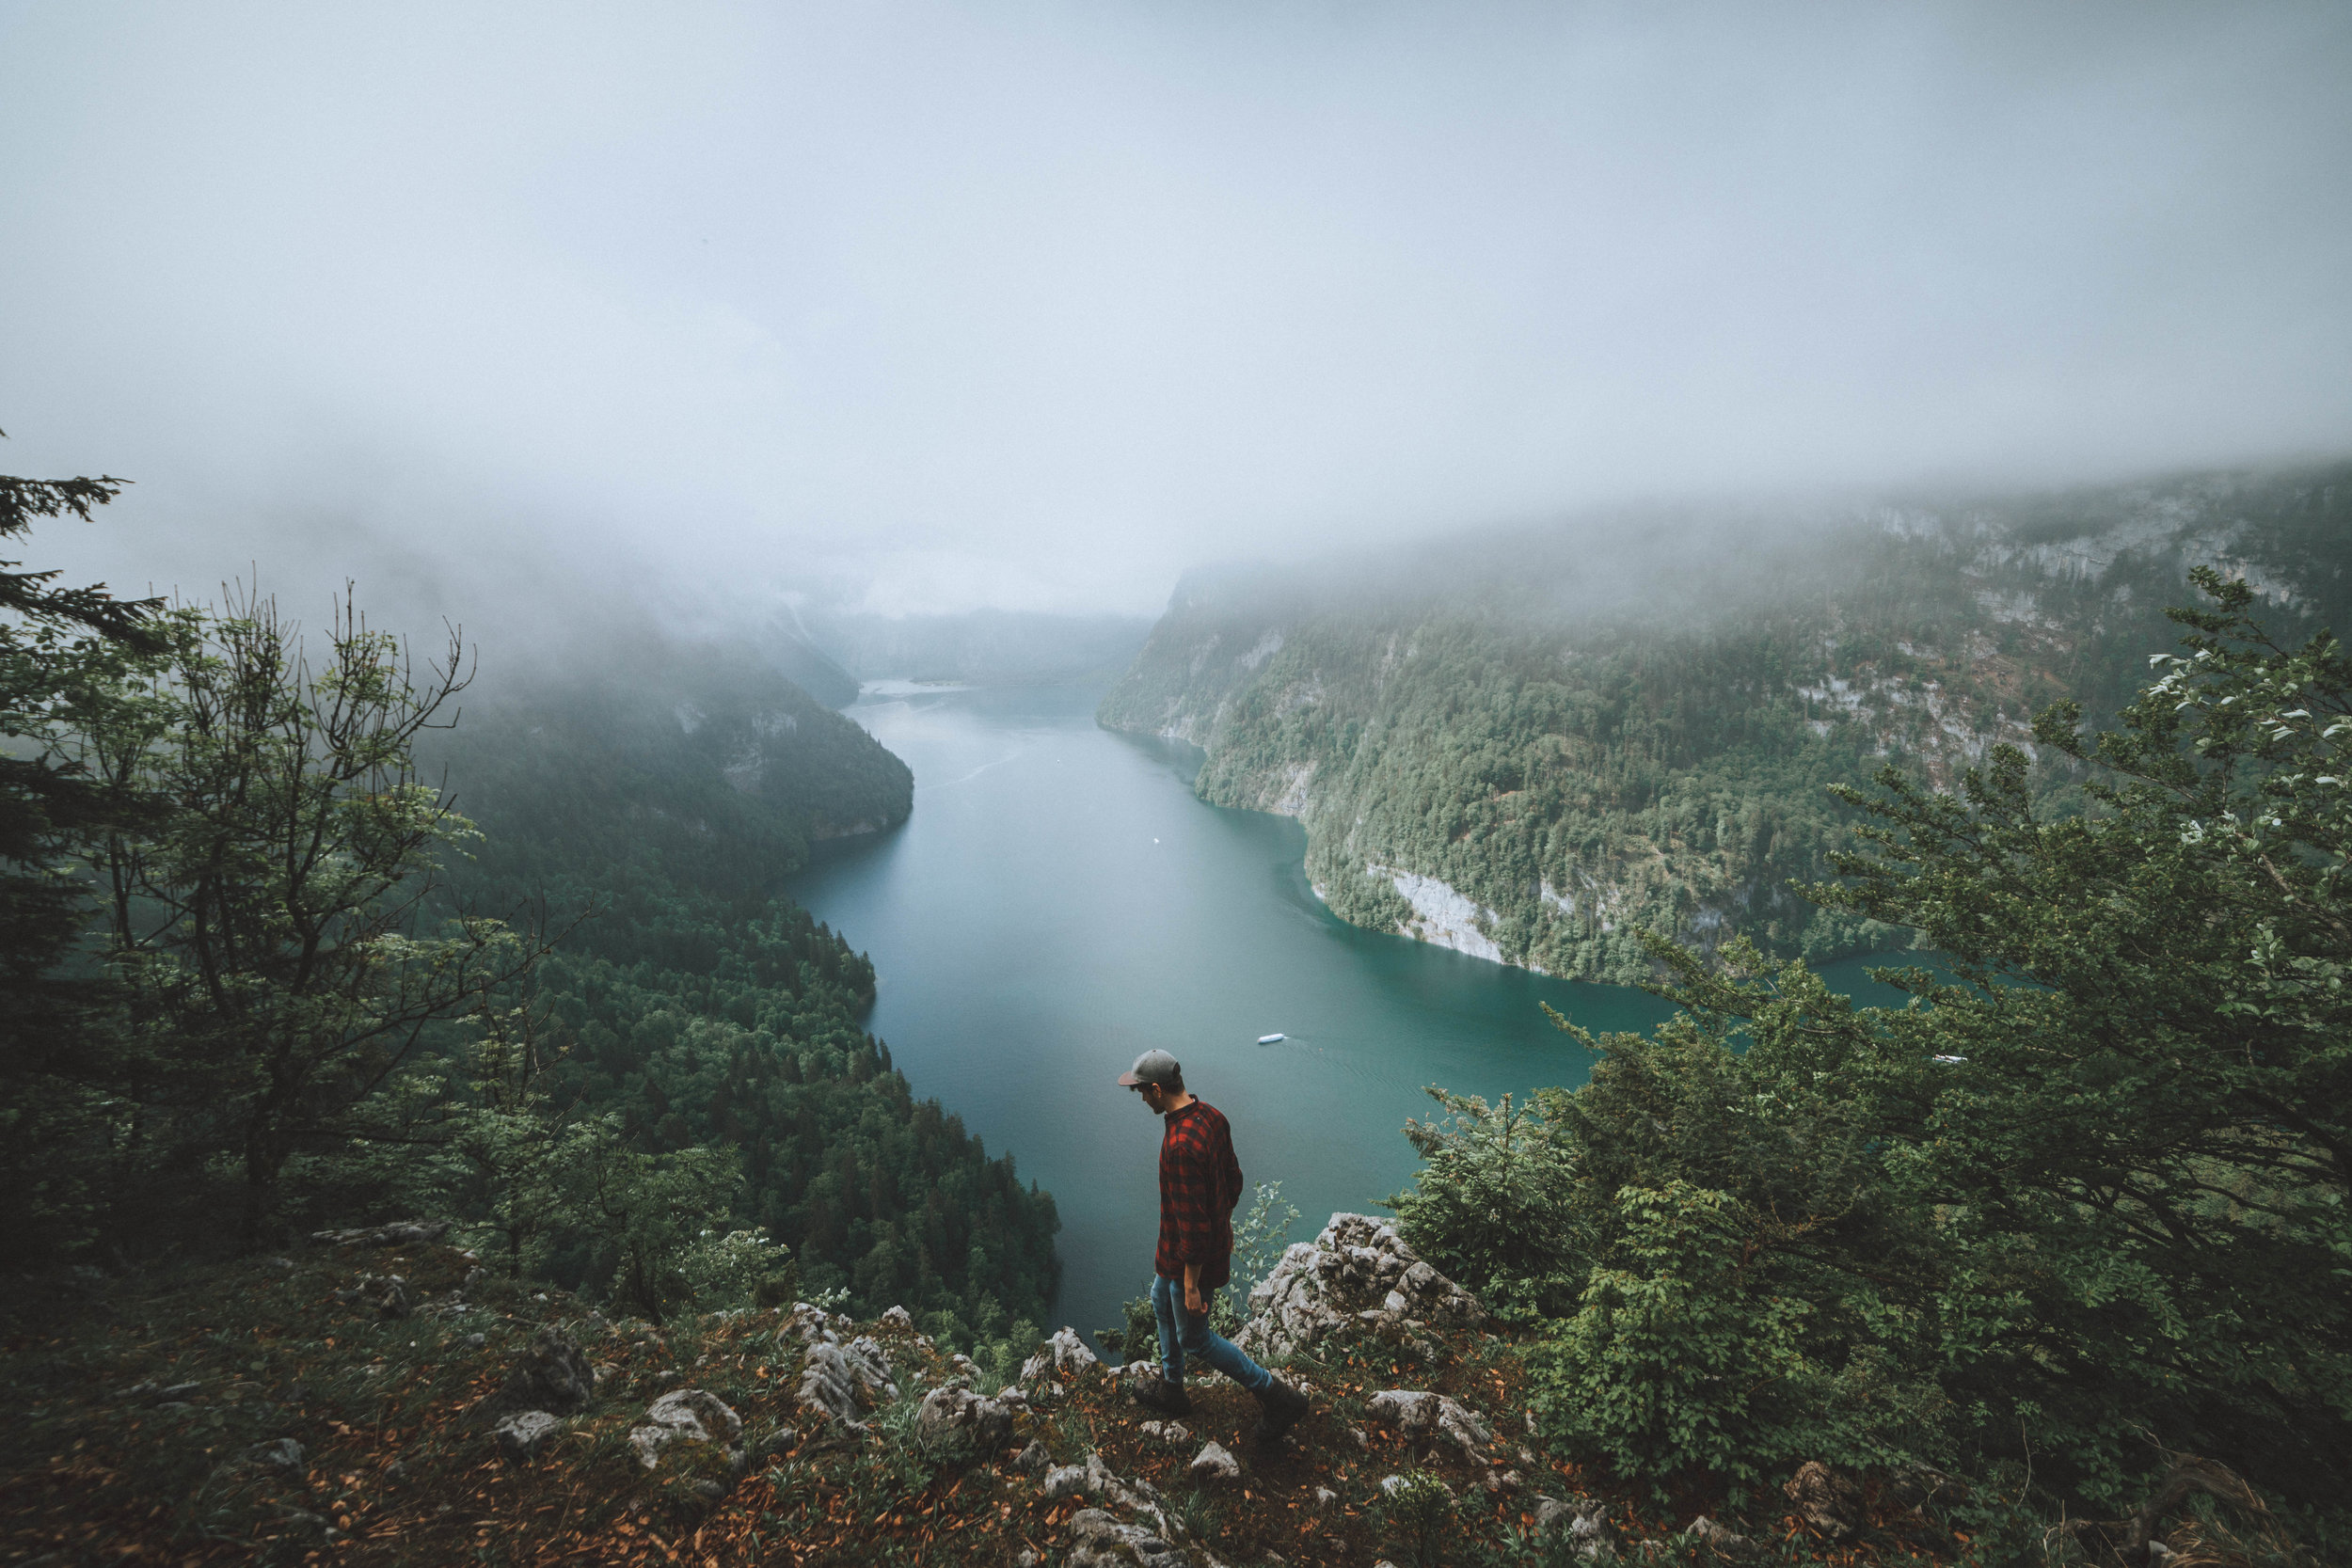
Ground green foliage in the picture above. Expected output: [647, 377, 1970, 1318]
[4, 474, 1057, 1354]
[0, 459, 167, 1259]
[1229, 1178, 1301, 1311]
[1391, 1091, 1585, 1323]
[1395, 572, 2352, 1524]
[1099, 1292, 1161, 1368]
[423, 640, 1057, 1344]
[1374, 1468, 1457, 1568]
[581, 1138, 744, 1324]
[1103, 466, 2352, 983]
[8, 576, 548, 1249]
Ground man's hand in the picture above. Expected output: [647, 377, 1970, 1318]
[1184, 1263, 1207, 1318]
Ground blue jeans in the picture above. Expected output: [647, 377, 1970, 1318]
[1152, 1272, 1273, 1393]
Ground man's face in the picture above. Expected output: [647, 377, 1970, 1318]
[1132, 1081, 1168, 1114]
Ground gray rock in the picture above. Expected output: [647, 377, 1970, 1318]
[488, 1328, 595, 1417]
[1014, 1437, 1051, 1473]
[1312, 1486, 1339, 1511]
[1682, 1515, 1758, 1559]
[798, 1336, 896, 1428]
[249, 1437, 304, 1471]
[1533, 1494, 1608, 1534]
[878, 1305, 916, 1331]
[1237, 1213, 1488, 1359]
[648, 1388, 741, 1441]
[1187, 1441, 1241, 1481]
[1019, 1325, 1101, 1392]
[913, 1384, 1015, 1459]
[1365, 1388, 1493, 1463]
[628, 1388, 742, 1470]
[1041, 1463, 1090, 1500]
[1067, 1506, 1187, 1568]
[776, 1301, 858, 1349]
[494, 1410, 560, 1461]
[1136, 1419, 1190, 1443]
[1783, 1460, 1863, 1540]
[310, 1220, 451, 1249]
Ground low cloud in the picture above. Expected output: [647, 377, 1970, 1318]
[2, 1, 2347, 627]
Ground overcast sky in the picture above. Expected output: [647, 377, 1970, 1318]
[3, 2, 2348, 622]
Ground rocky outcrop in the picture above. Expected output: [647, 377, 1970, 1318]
[779, 1301, 899, 1430]
[1784, 1461, 1863, 1540]
[912, 1384, 1018, 1460]
[1237, 1212, 1487, 1359]
[1366, 1389, 1495, 1465]
[628, 1388, 742, 1470]
[1067, 1506, 1187, 1568]
[1019, 1325, 1101, 1401]
[798, 1338, 897, 1430]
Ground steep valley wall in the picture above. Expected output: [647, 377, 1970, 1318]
[1099, 465, 2352, 983]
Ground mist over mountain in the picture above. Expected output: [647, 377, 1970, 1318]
[1103, 461, 2352, 980]
[4, 2, 2349, 621]
[803, 610, 1152, 689]
[8, 4, 2352, 1560]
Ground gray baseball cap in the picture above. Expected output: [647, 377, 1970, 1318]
[1118, 1049, 1182, 1087]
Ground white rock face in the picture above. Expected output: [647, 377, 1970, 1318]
[1067, 1506, 1187, 1568]
[1368, 863, 1503, 962]
[493, 1409, 561, 1461]
[1187, 1441, 1241, 1481]
[797, 1336, 897, 1429]
[1366, 1389, 1494, 1464]
[913, 1384, 1017, 1458]
[1237, 1212, 1488, 1359]
[1018, 1325, 1101, 1395]
[628, 1388, 742, 1469]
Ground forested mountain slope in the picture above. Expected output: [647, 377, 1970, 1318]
[424, 640, 1060, 1349]
[1100, 463, 2352, 982]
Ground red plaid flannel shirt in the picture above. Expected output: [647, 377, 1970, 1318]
[1155, 1099, 1244, 1290]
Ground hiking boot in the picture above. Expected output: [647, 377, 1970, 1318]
[1250, 1374, 1311, 1445]
[1131, 1373, 1193, 1417]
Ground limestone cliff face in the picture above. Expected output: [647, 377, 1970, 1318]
[1099, 464, 2352, 983]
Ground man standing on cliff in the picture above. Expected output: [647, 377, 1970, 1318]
[1119, 1049, 1312, 1445]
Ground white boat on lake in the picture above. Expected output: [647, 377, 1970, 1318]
[1258, 1033, 1285, 1044]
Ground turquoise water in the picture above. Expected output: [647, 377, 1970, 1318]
[787, 683, 1901, 1339]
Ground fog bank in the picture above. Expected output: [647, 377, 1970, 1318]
[3, 2, 2347, 626]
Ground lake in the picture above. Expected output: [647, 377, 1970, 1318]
[787, 682, 1899, 1341]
